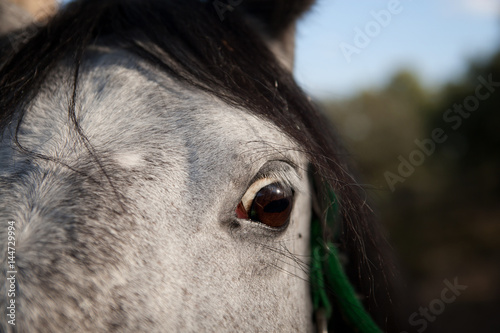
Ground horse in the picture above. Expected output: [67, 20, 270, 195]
[0, 0, 399, 331]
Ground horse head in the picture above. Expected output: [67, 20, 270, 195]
[0, 0, 396, 331]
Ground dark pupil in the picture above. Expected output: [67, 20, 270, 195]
[249, 183, 293, 228]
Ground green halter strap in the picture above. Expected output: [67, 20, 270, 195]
[309, 189, 383, 333]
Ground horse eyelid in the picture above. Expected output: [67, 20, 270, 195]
[240, 177, 281, 212]
[240, 164, 302, 211]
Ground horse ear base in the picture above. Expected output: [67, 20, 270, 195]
[237, 0, 315, 37]
[236, 0, 316, 71]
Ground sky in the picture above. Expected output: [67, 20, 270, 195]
[294, 0, 500, 99]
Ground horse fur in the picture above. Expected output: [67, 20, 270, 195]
[0, 0, 398, 331]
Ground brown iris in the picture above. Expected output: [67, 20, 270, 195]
[237, 182, 294, 228]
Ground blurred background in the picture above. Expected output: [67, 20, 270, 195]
[295, 1, 500, 332]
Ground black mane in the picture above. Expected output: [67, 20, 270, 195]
[0, 0, 399, 331]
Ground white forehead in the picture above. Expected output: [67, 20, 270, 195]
[13, 48, 305, 177]
[0, 48, 313, 331]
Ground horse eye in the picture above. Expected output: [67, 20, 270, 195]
[236, 181, 294, 228]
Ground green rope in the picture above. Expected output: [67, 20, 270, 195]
[310, 218, 332, 318]
[309, 190, 383, 333]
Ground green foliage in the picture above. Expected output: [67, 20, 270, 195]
[428, 51, 500, 200]
[320, 70, 429, 187]
[320, 50, 500, 325]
